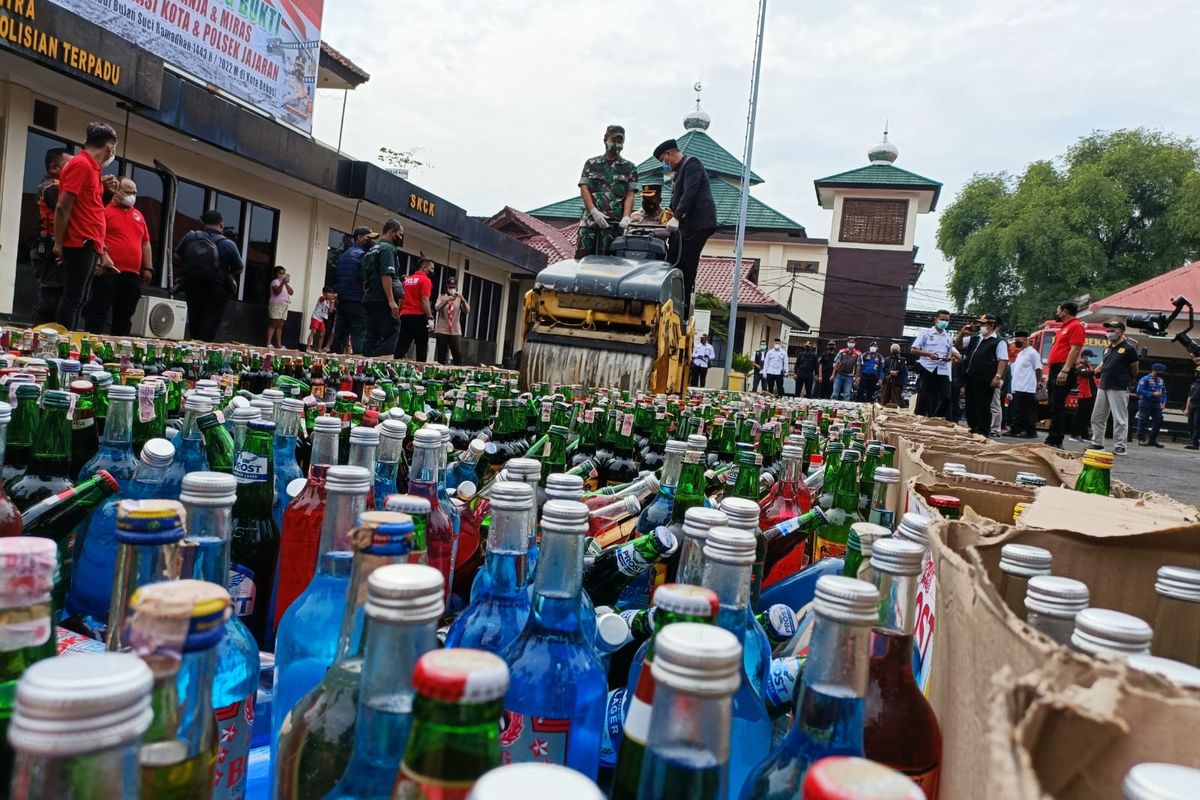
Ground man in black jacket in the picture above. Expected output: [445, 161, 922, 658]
[653, 139, 716, 318]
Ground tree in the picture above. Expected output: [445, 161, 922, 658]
[377, 146, 429, 174]
[938, 129, 1200, 330]
[693, 292, 729, 342]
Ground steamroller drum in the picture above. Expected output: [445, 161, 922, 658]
[521, 339, 655, 393]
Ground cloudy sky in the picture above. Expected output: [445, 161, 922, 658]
[313, 0, 1200, 311]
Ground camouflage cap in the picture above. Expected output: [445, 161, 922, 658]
[605, 124, 625, 138]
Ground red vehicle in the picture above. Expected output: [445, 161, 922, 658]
[1027, 320, 1111, 409]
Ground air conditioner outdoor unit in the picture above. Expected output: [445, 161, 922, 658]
[132, 296, 188, 340]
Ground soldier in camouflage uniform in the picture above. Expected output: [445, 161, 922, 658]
[577, 124, 639, 259]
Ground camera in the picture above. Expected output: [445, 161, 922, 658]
[1125, 296, 1199, 357]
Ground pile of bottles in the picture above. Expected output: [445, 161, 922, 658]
[0, 327, 1172, 799]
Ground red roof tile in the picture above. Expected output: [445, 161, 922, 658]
[484, 206, 576, 262]
[697, 256, 778, 306]
[1088, 262, 1200, 314]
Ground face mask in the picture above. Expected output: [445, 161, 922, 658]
[606, 141, 623, 155]
[774, 345, 781, 350]
[101, 152, 116, 168]
[121, 194, 136, 207]
[869, 346, 877, 353]
[891, 350, 900, 356]
[759, 345, 767, 351]
[847, 343, 856, 350]
[1106, 331, 1120, 341]
[660, 161, 671, 172]
[936, 320, 949, 330]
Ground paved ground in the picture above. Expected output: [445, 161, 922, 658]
[991, 432, 1200, 506]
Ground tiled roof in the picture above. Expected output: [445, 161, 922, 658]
[814, 163, 941, 189]
[528, 179, 804, 234]
[1087, 261, 1200, 314]
[696, 257, 808, 330]
[633, 130, 763, 184]
[483, 206, 576, 263]
[319, 41, 370, 83]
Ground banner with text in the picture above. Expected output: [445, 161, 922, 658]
[49, 0, 324, 132]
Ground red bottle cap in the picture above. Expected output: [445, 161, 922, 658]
[96, 469, 121, 493]
[412, 649, 509, 704]
[928, 494, 961, 509]
[803, 757, 926, 800]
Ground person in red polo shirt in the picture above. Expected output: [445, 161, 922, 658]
[83, 177, 153, 336]
[394, 256, 435, 361]
[53, 122, 119, 330]
[1042, 300, 1086, 447]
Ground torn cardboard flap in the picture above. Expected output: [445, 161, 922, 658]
[1019, 486, 1200, 536]
[912, 480, 1035, 524]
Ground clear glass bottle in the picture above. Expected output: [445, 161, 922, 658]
[127, 579, 228, 798]
[325, 563, 445, 799]
[272, 398, 306, 533]
[500, 498, 606, 778]
[409, 427, 458, 601]
[7, 652, 153, 800]
[867, 467, 901, 531]
[635, 622, 742, 800]
[740, 576, 880, 800]
[445, 482, 533, 654]
[1071, 608, 1153, 658]
[720, 494, 766, 609]
[78, 384, 139, 490]
[1024, 575, 1089, 647]
[699, 525, 772, 795]
[1151, 566, 1200, 666]
[675, 506, 727, 585]
[997, 543, 1053, 618]
[373, 418, 407, 510]
[105, 499, 187, 652]
[164, 393, 213, 496]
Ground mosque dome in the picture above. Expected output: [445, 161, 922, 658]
[684, 106, 711, 131]
[868, 131, 899, 164]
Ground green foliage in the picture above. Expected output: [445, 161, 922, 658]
[378, 146, 429, 172]
[938, 129, 1200, 330]
[731, 352, 754, 374]
[693, 292, 729, 341]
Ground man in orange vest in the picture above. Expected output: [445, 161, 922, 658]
[32, 148, 70, 325]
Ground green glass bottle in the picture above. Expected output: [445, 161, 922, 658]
[858, 443, 884, 512]
[582, 526, 678, 607]
[198, 413, 236, 474]
[812, 449, 863, 563]
[9, 390, 74, 513]
[1075, 449, 1113, 496]
[541, 424, 570, 484]
[2, 383, 40, 490]
[390, 649, 509, 799]
[129, 579, 227, 799]
[67, 380, 99, 480]
[669, 445, 708, 530]
[229, 420, 279, 648]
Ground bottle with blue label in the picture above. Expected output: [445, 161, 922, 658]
[163, 393, 213, 499]
[699, 525, 773, 796]
[500, 498, 605, 778]
[229, 419, 279, 650]
[272, 465, 371, 752]
[739, 575, 879, 799]
[271, 398, 306, 533]
[64, 438, 176, 639]
[180, 471, 260, 800]
[445, 481, 533, 654]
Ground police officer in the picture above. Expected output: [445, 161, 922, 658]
[1136, 363, 1168, 447]
[577, 124, 638, 259]
[33, 148, 70, 325]
[631, 178, 669, 225]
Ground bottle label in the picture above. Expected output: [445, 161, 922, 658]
[71, 414, 94, 431]
[615, 544, 651, 577]
[584, 409, 595, 424]
[233, 452, 269, 484]
[599, 687, 626, 767]
[393, 764, 476, 800]
[227, 564, 256, 619]
[621, 413, 634, 437]
[55, 626, 106, 656]
[765, 657, 800, 708]
[813, 536, 847, 562]
[212, 694, 255, 799]
[541, 402, 552, 422]
[137, 383, 156, 422]
[623, 666, 654, 744]
[66, 390, 77, 421]
[498, 712, 571, 766]
[0, 602, 52, 651]
[914, 550, 937, 695]
[1, 545, 56, 652]
[767, 605, 797, 639]
[868, 506, 895, 530]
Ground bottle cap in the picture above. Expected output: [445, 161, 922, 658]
[314, 415, 342, 433]
[682, 507, 728, 546]
[15, 383, 40, 400]
[763, 604, 799, 640]
[541, 499, 589, 535]
[349, 425, 380, 446]
[413, 427, 442, 448]
[468, 438, 489, 457]
[665, 439, 688, 455]
[427, 423, 452, 447]
[184, 394, 214, 413]
[648, 526, 678, 556]
[127, 579, 231, 656]
[262, 388, 285, 402]
[1015, 472, 1047, 487]
[686, 434, 708, 451]
[927, 493, 960, 510]
[280, 397, 305, 414]
[1082, 449, 1115, 470]
[544, 473, 585, 501]
[1071, 608, 1153, 657]
[1024, 575, 1089, 619]
[325, 465, 372, 494]
[0, 537, 56, 610]
[412, 648, 509, 704]
[1154, 566, 1200, 603]
[942, 462, 966, 474]
[803, 756, 926, 800]
[139, 437, 175, 468]
[719, 496, 760, 531]
[60, 359, 81, 374]
[287, 477, 307, 499]
[813, 575, 881, 626]
[617, 494, 642, 517]
[68, 380, 92, 395]
[115, 499, 185, 545]
[895, 512, 930, 547]
[365, 563, 443, 624]
[999, 543, 1053, 578]
[870, 537, 925, 577]
[491, 481, 535, 512]
[595, 610, 631, 652]
[250, 397, 274, 415]
[336, 390, 359, 402]
[179, 472, 237, 507]
[384, 494, 432, 517]
[849, 522, 890, 561]
[701, 525, 756, 566]
[506, 457, 541, 481]
[469, 763, 607, 800]
[872, 466, 901, 484]
[1123, 762, 1200, 800]
[1126, 655, 1200, 690]
[41, 389, 71, 409]
[379, 419, 407, 441]
[841, 449, 861, 464]
[8, 653, 154, 756]
[651, 583, 720, 619]
[231, 406, 260, 423]
[650, 622, 741, 696]
[247, 419, 275, 433]
[354, 511, 415, 556]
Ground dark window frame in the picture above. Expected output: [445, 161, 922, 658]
[786, 260, 820, 274]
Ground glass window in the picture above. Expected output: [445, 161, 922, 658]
[838, 198, 908, 245]
[129, 164, 167, 283]
[327, 228, 351, 289]
[462, 273, 502, 342]
[14, 130, 74, 320]
[243, 203, 279, 305]
[173, 179, 206, 250]
[214, 192, 246, 247]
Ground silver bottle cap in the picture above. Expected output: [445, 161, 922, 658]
[650, 622, 741, 697]
[179, 472, 238, 507]
[314, 415, 343, 433]
[1071, 608, 1153, 657]
[701, 525, 756, 566]
[813, 575, 881, 625]
[544, 473, 584, 501]
[349, 425, 380, 446]
[325, 465, 372, 494]
[999, 543, 1053, 578]
[469, 763, 607, 800]
[139, 437, 176, 468]
[719, 497, 760, 531]
[1024, 575, 1089, 619]
[682, 507, 728, 544]
[366, 564, 445, 624]
[1154, 565, 1200, 604]
[870, 537, 925, 577]
[1123, 762, 1200, 800]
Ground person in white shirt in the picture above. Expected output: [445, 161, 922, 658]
[762, 339, 788, 396]
[911, 310, 956, 417]
[1006, 331, 1043, 437]
[690, 334, 716, 387]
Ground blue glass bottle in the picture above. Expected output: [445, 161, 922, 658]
[373, 419, 407, 510]
[739, 575, 879, 800]
[180, 471, 261, 800]
[325, 563, 445, 799]
[445, 481, 533, 653]
[504, 457, 543, 581]
[699, 525, 772, 797]
[272, 398, 305, 532]
[636, 439, 685, 536]
[500, 498, 605, 779]
[163, 393, 213, 500]
[427, 424, 462, 540]
[64, 437, 176, 637]
[445, 438, 484, 494]
[271, 465, 371, 754]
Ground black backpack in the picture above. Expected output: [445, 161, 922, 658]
[180, 231, 226, 285]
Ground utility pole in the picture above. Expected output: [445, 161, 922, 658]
[724, 0, 768, 389]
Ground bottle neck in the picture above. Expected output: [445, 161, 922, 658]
[348, 442, 378, 471]
[353, 619, 439, 761]
[874, 570, 919, 638]
[182, 504, 233, 582]
[801, 613, 870, 698]
[702, 559, 751, 634]
[781, 452, 804, 486]
[309, 429, 339, 473]
[275, 409, 300, 439]
[410, 443, 445, 484]
[377, 435, 403, 465]
[402, 696, 502, 783]
[144, 646, 217, 761]
[533, 530, 584, 601]
[12, 740, 141, 797]
[107, 540, 182, 652]
[103, 397, 134, 446]
[644, 681, 731, 768]
[659, 447, 684, 490]
[732, 460, 760, 501]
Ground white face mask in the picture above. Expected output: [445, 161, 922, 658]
[869, 346, 877, 353]
[121, 194, 136, 207]
[100, 149, 116, 168]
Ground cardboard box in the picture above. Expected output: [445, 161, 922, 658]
[927, 503, 1200, 798]
[910, 480, 1035, 524]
